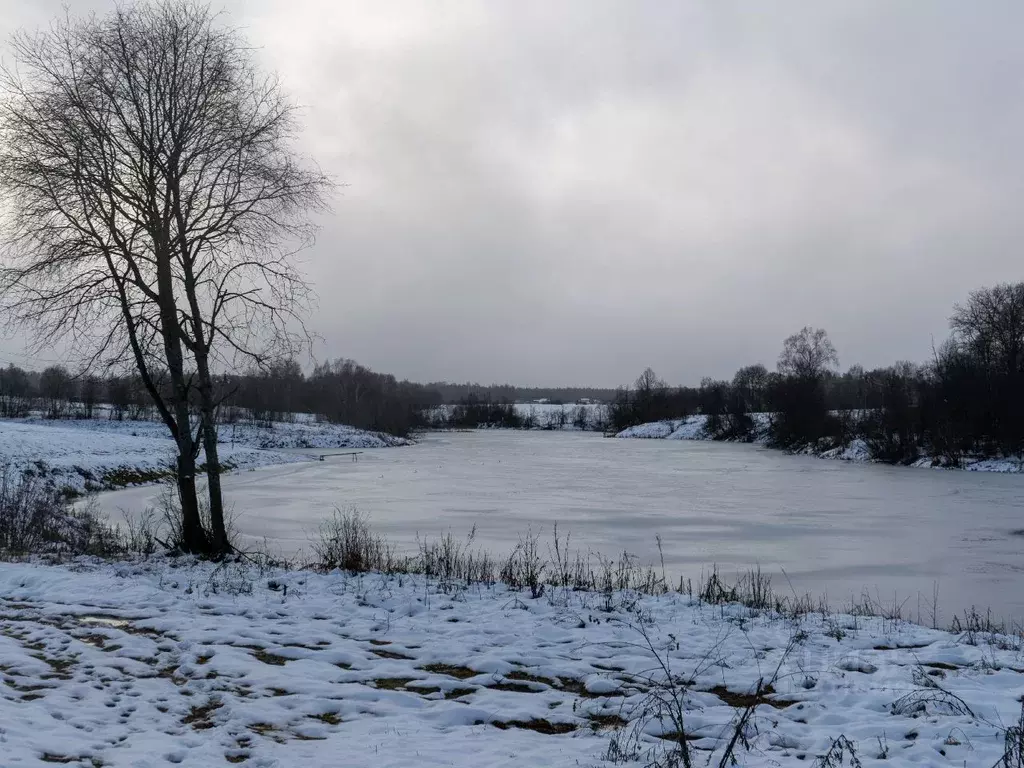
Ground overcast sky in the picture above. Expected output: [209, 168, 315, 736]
[3, 1, 1023, 386]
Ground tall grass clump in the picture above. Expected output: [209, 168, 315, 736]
[309, 510, 780, 610]
[417, 526, 496, 587]
[313, 507, 397, 573]
[309, 508, 1013, 641]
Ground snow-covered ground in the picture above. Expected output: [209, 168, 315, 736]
[616, 415, 1024, 472]
[1, 556, 1022, 767]
[0, 416, 409, 493]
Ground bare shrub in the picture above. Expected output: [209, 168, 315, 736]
[698, 565, 776, 608]
[548, 524, 587, 591]
[997, 703, 1024, 768]
[951, 605, 1008, 646]
[312, 507, 394, 573]
[611, 622, 698, 768]
[122, 508, 160, 556]
[890, 682, 974, 718]
[63, 498, 128, 557]
[0, 464, 125, 557]
[611, 621, 795, 768]
[144, 480, 239, 555]
[418, 527, 495, 588]
[813, 735, 862, 767]
[501, 528, 546, 598]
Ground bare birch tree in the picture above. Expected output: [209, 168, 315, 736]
[0, 1, 331, 555]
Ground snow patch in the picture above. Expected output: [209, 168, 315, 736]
[616, 420, 679, 439]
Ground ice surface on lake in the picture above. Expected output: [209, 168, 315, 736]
[99, 430, 1024, 621]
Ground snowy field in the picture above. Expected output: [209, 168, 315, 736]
[426, 402, 608, 429]
[0, 416, 409, 493]
[617, 415, 1024, 473]
[1, 556, 1023, 767]
[96, 430, 1024, 622]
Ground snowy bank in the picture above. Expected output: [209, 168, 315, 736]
[0, 556, 1022, 767]
[616, 415, 1024, 473]
[616, 415, 715, 440]
[0, 417, 409, 494]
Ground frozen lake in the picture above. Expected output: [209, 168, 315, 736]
[98, 430, 1024, 622]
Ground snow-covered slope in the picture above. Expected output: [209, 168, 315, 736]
[616, 415, 714, 440]
[616, 415, 1024, 472]
[0, 557, 1021, 767]
[0, 417, 409, 493]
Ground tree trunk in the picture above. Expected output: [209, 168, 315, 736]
[175, 447, 206, 553]
[105, 253, 206, 552]
[199, 419, 227, 554]
[196, 361, 228, 555]
[154, 234, 208, 555]
[170, 377, 206, 554]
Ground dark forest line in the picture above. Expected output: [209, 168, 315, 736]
[610, 283, 1024, 464]
[2, 281, 1022, 462]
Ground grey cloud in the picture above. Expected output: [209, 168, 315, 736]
[2, 1, 1022, 385]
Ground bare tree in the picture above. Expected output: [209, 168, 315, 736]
[39, 366, 73, 419]
[731, 363, 768, 412]
[0, 364, 31, 417]
[950, 283, 1024, 452]
[79, 374, 102, 419]
[777, 326, 839, 380]
[634, 367, 667, 394]
[0, 1, 331, 555]
[768, 328, 839, 447]
[950, 283, 1024, 379]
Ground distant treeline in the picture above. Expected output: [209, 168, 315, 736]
[610, 282, 1024, 463]
[0, 356, 616, 437]
[422, 383, 616, 405]
[0, 355, 620, 438]
[425, 397, 608, 431]
[0, 358, 444, 437]
[5, 281, 1022, 455]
